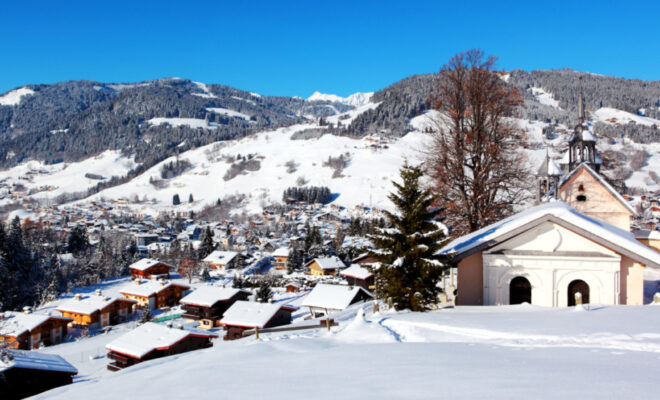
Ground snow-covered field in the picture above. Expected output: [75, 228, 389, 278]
[81, 123, 429, 215]
[35, 303, 660, 399]
[0, 87, 34, 106]
[0, 150, 137, 205]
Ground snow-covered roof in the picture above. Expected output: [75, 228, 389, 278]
[119, 280, 189, 298]
[220, 301, 294, 329]
[179, 286, 249, 307]
[582, 130, 597, 142]
[440, 201, 660, 268]
[634, 229, 660, 240]
[129, 258, 172, 272]
[339, 264, 373, 280]
[272, 247, 290, 257]
[0, 312, 72, 337]
[0, 349, 78, 375]
[559, 163, 636, 215]
[203, 250, 238, 264]
[302, 284, 373, 311]
[57, 294, 136, 315]
[306, 256, 346, 270]
[106, 322, 216, 359]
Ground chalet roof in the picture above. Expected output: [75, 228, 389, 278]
[305, 256, 346, 270]
[559, 163, 636, 215]
[57, 295, 136, 316]
[339, 264, 373, 280]
[302, 284, 373, 311]
[203, 250, 239, 265]
[106, 322, 217, 359]
[0, 312, 72, 337]
[0, 349, 78, 375]
[129, 258, 173, 272]
[439, 201, 660, 269]
[119, 280, 190, 298]
[272, 247, 290, 257]
[634, 229, 660, 240]
[220, 301, 295, 329]
[179, 286, 250, 307]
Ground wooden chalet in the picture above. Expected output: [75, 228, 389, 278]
[220, 301, 296, 340]
[272, 247, 290, 270]
[286, 281, 302, 293]
[129, 258, 173, 279]
[0, 310, 72, 350]
[119, 280, 190, 310]
[0, 349, 77, 400]
[302, 283, 373, 317]
[106, 322, 217, 371]
[202, 250, 240, 270]
[180, 286, 251, 329]
[352, 253, 380, 265]
[305, 256, 347, 276]
[339, 264, 375, 290]
[56, 293, 136, 329]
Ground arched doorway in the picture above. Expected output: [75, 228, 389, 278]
[568, 280, 590, 306]
[509, 276, 531, 305]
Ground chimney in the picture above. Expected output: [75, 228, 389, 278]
[95, 289, 102, 296]
[135, 279, 142, 285]
[177, 323, 183, 330]
[74, 294, 81, 301]
[166, 321, 173, 328]
[23, 306, 32, 314]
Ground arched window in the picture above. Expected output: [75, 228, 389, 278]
[509, 276, 532, 305]
[568, 280, 590, 306]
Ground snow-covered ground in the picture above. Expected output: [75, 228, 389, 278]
[79, 123, 428, 215]
[308, 91, 373, 107]
[0, 150, 137, 205]
[206, 107, 251, 120]
[34, 303, 660, 399]
[146, 117, 217, 130]
[529, 87, 561, 109]
[593, 107, 660, 127]
[0, 87, 34, 106]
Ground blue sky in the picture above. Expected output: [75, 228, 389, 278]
[1, 1, 658, 97]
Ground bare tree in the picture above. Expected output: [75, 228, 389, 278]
[426, 49, 530, 236]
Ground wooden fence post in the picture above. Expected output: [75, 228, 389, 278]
[255, 327, 259, 340]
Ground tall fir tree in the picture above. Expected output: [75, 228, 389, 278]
[368, 163, 450, 311]
[198, 227, 215, 259]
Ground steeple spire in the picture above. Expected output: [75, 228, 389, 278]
[577, 76, 585, 124]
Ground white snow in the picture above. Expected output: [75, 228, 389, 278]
[339, 264, 373, 280]
[129, 258, 172, 272]
[179, 286, 249, 307]
[1, 349, 78, 375]
[105, 322, 194, 359]
[308, 91, 374, 107]
[593, 107, 660, 127]
[0, 312, 71, 337]
[119, 280, 188, 298]
[202, 250, 239, 265]
[220, 301, 291, 328]
[325, 101, 381, 126]
[206, 107, 251, 120]
[32, 304, 660, 399]
[191, 81, 216, 98]
[306, 256, 346, 271]
[529, 87, 561, 109]
[56, 295, 135, 316]
[302, 283, 372, 311]
[147, 117, 216, 129]
[0, 87, 35, 106]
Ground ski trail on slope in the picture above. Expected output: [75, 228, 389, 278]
[379, 319, 660, 353]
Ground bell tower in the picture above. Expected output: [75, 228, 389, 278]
[536, 151, 562, 203]
[568, 76, 600, 172]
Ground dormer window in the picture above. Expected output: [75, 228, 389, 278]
[576, 194, 587, 202]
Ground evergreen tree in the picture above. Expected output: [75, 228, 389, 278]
[67, 225, 89, 255]
[139, 306, 152, 324]
[198, 227, 216, 259]
[200, 267, 211, 282]
[232, 273, 244, 288]
[256, 278, 273, 303]
[367, 163, 450, 311]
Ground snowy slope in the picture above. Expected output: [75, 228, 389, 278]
[81, 124, 430, 215]
[0, 87, 34, 106]
[593, 107, 660, 127]
[35, 305, 660, 399]
[529, 87, 561, 109]
[0, 150, 137, 205]
[308, 91, 374, 107]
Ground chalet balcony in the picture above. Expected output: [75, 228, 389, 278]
[107, 362, 123, 371]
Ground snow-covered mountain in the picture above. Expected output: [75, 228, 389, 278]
[307, 91, 374, 107]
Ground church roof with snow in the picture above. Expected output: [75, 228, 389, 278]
[439, 201, 660, 268]
[558, 163, 635, 215]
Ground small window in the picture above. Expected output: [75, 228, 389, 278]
[576, 194, 587, 202]
[578, 184, 585, 192]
